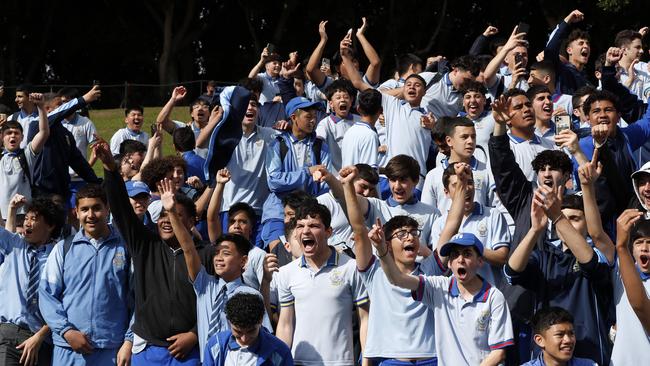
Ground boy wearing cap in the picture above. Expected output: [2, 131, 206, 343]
[373, 228, 513, 366]
[630, 161, 650, 214]
[124, 180, 156, 232]
[261, 96, 331, 250]
[522, 307, 597, 366]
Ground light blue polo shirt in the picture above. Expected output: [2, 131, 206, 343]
[341, 122, 380, 168]
[413, 275, 514, 365]
[358, 254, 444, 359]
[276, 249, 367, 366]
[365, 196, 439, 248]
[421, 156, 497, 213]
[382, 93, 432, 185]
[468, 112, 495, 151]
[420, 72, 463, 119]
[507, 132, 556, 182]
[317, 192, 352, 247]
[610, 261, 650, 365]
[430, 203, 511, 285]
[316, 113, 361, 172]
[257, 72, 280, 105]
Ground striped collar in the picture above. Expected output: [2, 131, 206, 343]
[399, 100, 427, 114]
[448, 275, 491, 302]
[508, 131, 542, 144]
[637, 265, 650, 281]
[387, 194, 419, 207]
[300, 247, 338, 268]
[329, 113, 353, 123]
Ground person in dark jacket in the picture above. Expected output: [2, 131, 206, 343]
[95, 140, 203, 366]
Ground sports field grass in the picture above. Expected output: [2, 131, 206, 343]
[88, 107, 188, 176]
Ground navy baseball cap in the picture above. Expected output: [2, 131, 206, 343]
[125, 180, 150, 198]
[285, 97, 321, 117]
[439, 233, 484, 257]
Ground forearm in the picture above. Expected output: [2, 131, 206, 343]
[357, 35, 381, 84]
[276, 314, 294, 347]
[358, 306, 369, 354]
[480, 349, 505, 366]
[377, 254, 419, 290]
[484, 49, 509, 87]
[156, 98, 176, 133]
[583, 183, 615, 263]
[342, 55, 371, 92]
[616, 244, 650, 328]
[508, 229, 541, 272]
[194, 187, 214, 218]
[342, 182, 365, 231]
[306, 40, 327, 86]
[5, 206, 17, 232]
[170, 210, 201, 279]
[248, 61, 264, 79]
[555, 216, 594, 263]
[207, 183, 225, 242]
[196, 120, 218, 148]
[482, 247, 509, 266]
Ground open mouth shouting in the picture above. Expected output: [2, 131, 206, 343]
[301, 236, 317, 254]
[640, 254, 650, 268]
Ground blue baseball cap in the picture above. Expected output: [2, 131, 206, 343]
[125, 180, 150, 198]
[285, 97, 321, 117]
[439, 233, 484, 257]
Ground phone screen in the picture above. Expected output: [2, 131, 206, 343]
[517, 22, 530, 34]
[554, 115, 571, 145]
[266, 43, 275, 54]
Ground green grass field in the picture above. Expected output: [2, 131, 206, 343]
[89, 107, 188, 176]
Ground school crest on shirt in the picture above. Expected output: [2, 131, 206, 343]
[477, 223, 488, 238]
[476, 310, 490, 332]
[329, 269, 344, 287]
[113, 251, 126, 270]
[256, 139, 264, 147]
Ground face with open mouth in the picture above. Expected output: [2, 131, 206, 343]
[568, 38, 590, 66]
[536, 165, 567, 193]
[125, 110, 144, 132]
[535, 322, 576, 363]
[403, 77, 425, 105]
[191, 102, 210, 125]
[241, 99, 259, 128]
[587, 100, 618, 135]
[76, 198, 110, 239]
[388, 226, 421, 263]
[635, 175, 650, 208]
[462, 91, 486, 119]
[388, 176, 417, 204]
[2, 128, 23, 152]
[157, 203, 193, 242]
[295, 215, 331, 259]
[508, 95, 535, 130]
[448, 246, 482, 283]
[532, 92, 553, 122]
[22, 211, 55, 246]
[213, 241, 247, 280]
[329, 91, 352, 118]
[633, 238, 650, 273]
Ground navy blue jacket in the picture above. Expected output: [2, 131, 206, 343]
[544, 21, 592, 95]
[203, 328, 293, 366]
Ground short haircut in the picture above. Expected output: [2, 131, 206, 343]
[531, 150, 573, 174]
[532, 307, 574, 335]
[281, 190, 317, 210]
[443, 116, 474, 138]
[526, 85, 551, 101]
[294, 201, 332, 228]
[442, 162, 474, 190]
[15, 84, 33, 95]
[189, 98, 210, 114]
[631, 219, 650, 242]
[207, 80, 217, 87]
[384, 155, 420, 182]
[572, 85, 597, 110]
[355, 163, 379, 185]
[325, 79, 356, 102]
[357, 89, 382, 116]
[75, 184, 107, 206]
[502, 88, 528, 101]
[404, 73, 426, 86]
[25, 197, 65, 240]
[432, 117, 451, 145]
[228, 202, 256, 225]
[614, 29, 642, 48]
[450, 55, 480, 77]
[119, 140, 147, 156]
[56, 87, 80, 99]
[140, 157, 174, 191]
[566, 29, 590, 47]
[264, 53, 281, 64]
[125, 105, 144, 116]
[561, 193, 584, 212]
[583, 90, 619, 116]
[461, 81, 487, 96]
[383, 215, 419, 239]
[225, 293, 265, 329]
[214, 233, 252, 256]
[240, 77, 264, 95]
[172, 126, 196, 152]
[529, 61, 556, 78]
[397, 53, 423, 75]
[1, 121, 23, 133]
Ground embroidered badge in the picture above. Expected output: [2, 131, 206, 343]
[476, 310, 490, 331]
[329, 269, 344, 287]
[113, 251, 126, 270]
[478, 223, 488, 237]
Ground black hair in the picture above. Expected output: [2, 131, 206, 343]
[281, 190, 317, 210]
[404, 73, 426, 86]
[357, 89, 382, 116]
[264, 53, 282, 64]
[56, 87, 80, 100]
[214, 233, 252, 256]
[15, 84, 33, 95]
[228, 202, 257, 226]
[529, 61, 556, 79]
[172, 126, 196, 153]
[1, 121, 23, 134]
[355, 163, 379, 185]
[532, 307, 574, 335]
[25, 197, 66, 240]
[442, 161, 474, 190]
[383, 215, 419, 240]
[384, 155, 420, 182]
[285, 217, 297, 238]
[531, 150, 573, 174]
[173, 192, 197, 220]
[432, 117, 451, 146]
[443, 116, 475, 138]
[561, 193, 584, 212]
[502, 88, 528, 100]
[189, 98, 210, 114]
[571, 85, 597, 110]
[295, 201, 332, 228]
[450, 55, 480, 77]
[332, 49, 358, 73]
[461, 81, 487, 96]
[566, 29, 591, 47]
[239, 77, 264, 95]
[225, 293, 265, 328]
[124, 105, 144, 116]
[324, 79, 356, 102]
[615, 29, 643, 48]
[397, 53, 424, 75]
[75, 183, 108, 206]
[583, 90, 619, 116]
[526, 85, 551, 101]
[630, 219, 650, 244]
[119, 140, 147, 156]
[165, 155, 187, 176]
[140, 157, 175, 191]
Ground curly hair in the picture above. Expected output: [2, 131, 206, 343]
[140, 157, 174, 191]
[225, 293, 265, 328]
[531, 150, 573, 175]
[25, 197, 66, 240]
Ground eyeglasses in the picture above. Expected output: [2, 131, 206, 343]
[389, 229, 421, 240]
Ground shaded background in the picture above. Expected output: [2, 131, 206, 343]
[0, 0, 647, 107]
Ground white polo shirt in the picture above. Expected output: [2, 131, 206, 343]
[257, 72, 280, 105]
[316, 114, 361, 172]
[413, 275, 514, 366]
[420, 72, 463, 119]
[382, 94, 432, 185]
[341, 122, 380, 168]
[276, 249, 368, 366]
[243, 246, 266, 291]
[365, 197, 439, 248]
[430, 204, 511, 285]
[317, 192, 352, 247]
[109, 128, 149, 156]
[552, 93, 574, 116]
[610, 261, 650, 365]
[421, 157, 496, 213]
[378, 78, 405, 90]
[221, 126, 278, 215]
[619, 61, 650, 103]
[507, 132, 555, 182]
[358, 255, 444, 359]
[0, 144, 37, 218]
[470, 113, 496, 151]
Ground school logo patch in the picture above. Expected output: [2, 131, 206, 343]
[478, 223, 488, 238]
[476, 310, 490, 332]
[113, 251, 126, 270]
[255, 139, 264, 147]
[329, 269, 344, 287]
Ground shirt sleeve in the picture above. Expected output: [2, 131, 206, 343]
[276, 268, 295, 308]
[39, 241, 75, 338]
[0, 227, 21, 255]
[356, 131, 380, 168]
[86, 119, 98, 145]
[419, 250, 446, 276]
[348, 261, 369, 307]
[487, 290, 515, 350]
[315, 117, 328, 140]
[488, 211, 511, 251]
[192, 266, 209, 295]
[420, 171, 437, 207]
[411, 275, 445, 309]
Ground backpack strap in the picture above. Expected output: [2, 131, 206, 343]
[425, 73, 444, 91]
[16, 150, 32, 187]
[312, 137, 323, 165]
[276, 136, 288, 164]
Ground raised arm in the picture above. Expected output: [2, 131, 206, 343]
[29, 94, 50, 154]
[206, 169, 231, 243]
[195, 105, 223, 148]
[305, 21, 329, 87]
[5, 194, 27, 233]
[248, 47, 270, 79]
[507, 194, 546, 272]
[469, 26, 498, 55]
[616, 209, 650, 332]
[355, 17, 381, 85]
[340, 166, 373, 268]
[341, 36, 372, 92]
[483, 27, 525, 89]
[544, 10, 583, 65]
[157, 86, 187, 134]
[578, 152, 615, 264]
[436, 163, 471, 265]
[370, 220, 420, 290]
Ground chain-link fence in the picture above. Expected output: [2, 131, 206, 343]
[0, 80, 236, 109]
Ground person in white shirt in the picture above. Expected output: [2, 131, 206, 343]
[614, 29, 650, 102]
[341, 89, 381, 168]
[483, 26, 530, 99]
[109, 105, 149, 156]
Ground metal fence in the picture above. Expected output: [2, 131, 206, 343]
[0, 80, 236, 109]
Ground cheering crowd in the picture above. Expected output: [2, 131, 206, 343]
[2, 8, 650, 366]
